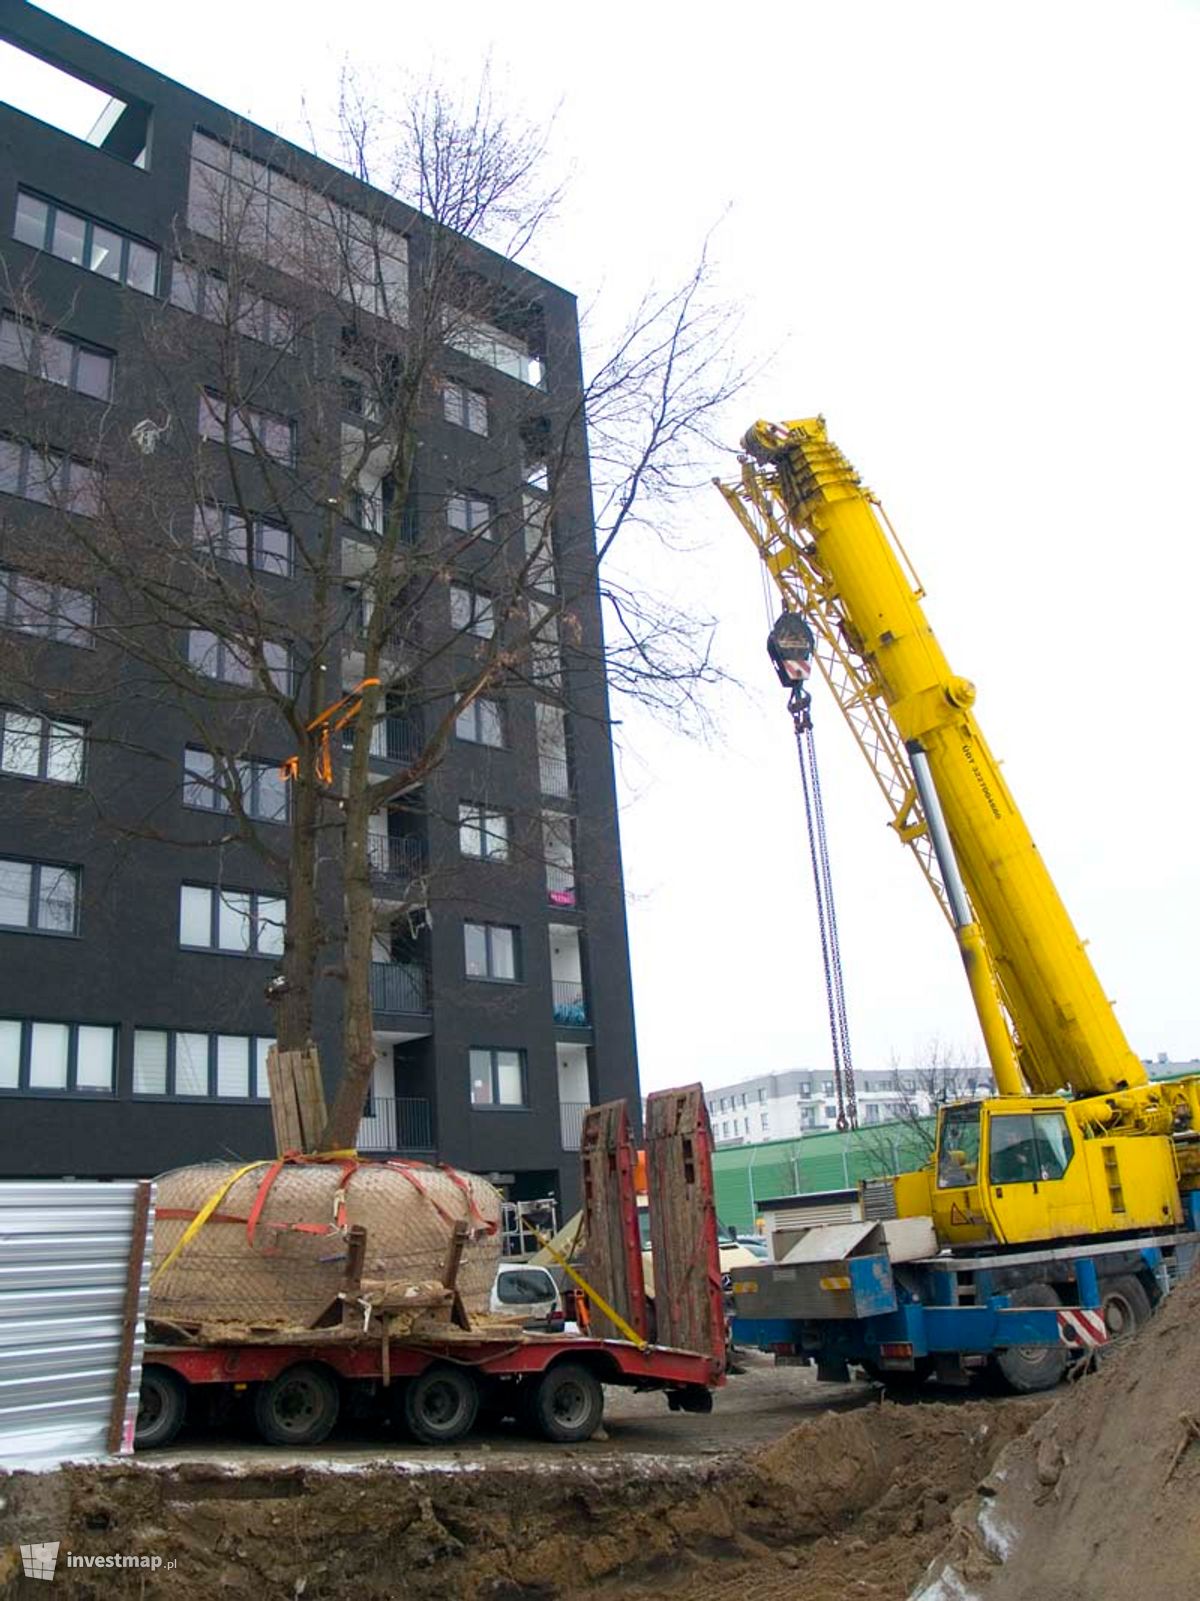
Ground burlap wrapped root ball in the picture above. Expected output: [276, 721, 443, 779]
[151, 1159, 503, 1329]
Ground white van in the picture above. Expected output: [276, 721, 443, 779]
[490, 1262, 562, 1327]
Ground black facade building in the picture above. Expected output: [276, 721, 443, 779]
[0, 3, 639, 1216]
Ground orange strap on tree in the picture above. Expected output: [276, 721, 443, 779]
[280, 678, 381, 785]
[245, 1150, 361, 1247]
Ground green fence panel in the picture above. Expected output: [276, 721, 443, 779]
[712, 1119, 936, 1235]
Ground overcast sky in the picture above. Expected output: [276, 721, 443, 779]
[12, 0, 1200, 1095]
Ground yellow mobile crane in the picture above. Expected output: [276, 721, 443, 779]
[721, 419, 1200, 1388]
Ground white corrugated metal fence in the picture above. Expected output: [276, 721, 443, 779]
[0, 1181, 153, 1467]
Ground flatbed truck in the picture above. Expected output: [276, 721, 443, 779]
[136, 1086, 726, 1448]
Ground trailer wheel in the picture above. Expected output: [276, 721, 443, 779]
[253, 1363, 340, 1447]
[530, 1363, 605, 1444]
[1100, 1275, 1153, 1342]
[994, 1284, 1068, 1393]
[135, 1365, 187, 1450]
[403, 1364, 479, 1445]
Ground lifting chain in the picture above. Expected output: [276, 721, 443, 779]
[788, 686, 858, 1132]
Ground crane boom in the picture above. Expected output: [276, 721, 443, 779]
[720, 417, 1147, 1101]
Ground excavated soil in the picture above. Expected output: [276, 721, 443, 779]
[0, 1399, 1043, 1600]
[913, 1266, 1200, 1601]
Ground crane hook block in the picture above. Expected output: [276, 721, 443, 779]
[768, 610, 815, 690]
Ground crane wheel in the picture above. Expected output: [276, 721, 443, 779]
[1100, 1275, 1153, 1343]
[993, 1283, 1068, 1394]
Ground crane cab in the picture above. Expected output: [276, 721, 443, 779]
[928, 1099, 1182, 1249]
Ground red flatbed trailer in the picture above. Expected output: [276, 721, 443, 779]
[138, 1330, 723, 1448]
[135, 1086, 726, 1450]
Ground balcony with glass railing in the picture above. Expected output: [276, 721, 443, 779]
[356, 1095, 434, 1153]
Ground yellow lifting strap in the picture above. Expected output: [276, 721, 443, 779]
[521, 1220, 649, 1353]
[151, 1149, 361, 1283]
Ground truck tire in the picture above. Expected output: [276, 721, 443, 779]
[253, 1363, 340, 1447]
[1100, 1275, 1153, 1342]
[403, 1364, 479, 1446]
[529, 1363, 605, 1444]
[994, 1284, 1068, 1394]
[135, 1365, 187, 1450]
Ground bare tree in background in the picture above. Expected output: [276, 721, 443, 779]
[0, 71, 747, 1151]
[854, 1036, 991, 1165]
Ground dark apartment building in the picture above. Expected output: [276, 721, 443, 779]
[0, 3, 639, 1215]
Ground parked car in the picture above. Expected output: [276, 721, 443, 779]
[490, 1262, 562, 1329]
[734, 1235, 770, 1260]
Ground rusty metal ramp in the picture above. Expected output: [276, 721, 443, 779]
[580, 1099, 648, 1342]
[645, 1086, 724, 1360]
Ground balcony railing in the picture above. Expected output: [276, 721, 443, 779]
[368, 834, 426, 881]
[538, 755, 570, 798]
[546, 864, 576, 909]
[357, 1095, 434, 1153]
[552, 980, 588, 1027]
[346, 716, 423, 764]
[559, 1100, 588, 1152]
[370, 960, 430, 1015]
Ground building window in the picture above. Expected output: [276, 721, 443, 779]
[13, 189, 158, 294]
[760, 1112, 769, 1131]
[0, 313, 114, 400]
[0, 569, 94, 647]
[447, 492, 494, 538]
[186, 629, 291, 692]
[194, 505, 291, 576]
[132, 1028, 272, 1099]
[469, 1046, 527, 1107]
[187, 133, 408, 322]
[0, 438, 102, 516]
[442, 381, 488, 435]
[459, 802, 509, 862]
[757, 1088, 766, 1102]
[464, 922, 518, 981]
[450, 584, 495, 638]
[0, 1018, 115, 1094]
[198, 392, 295, 465]
[182, 749, 288, 823]
[0, 858, 79, 934]
[825, 1104, 837, 1120]
[178, 884, 285, 955]
[0, 710, 84, 784]
[170, 261, 294, 348]
[455, 697, 505, 748]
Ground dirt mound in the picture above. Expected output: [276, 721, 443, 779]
[914, 1268, 1200, 1601]
[0, 1398, 1041, 1600]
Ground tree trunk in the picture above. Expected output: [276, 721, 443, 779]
[319, 680, 382, 1150]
